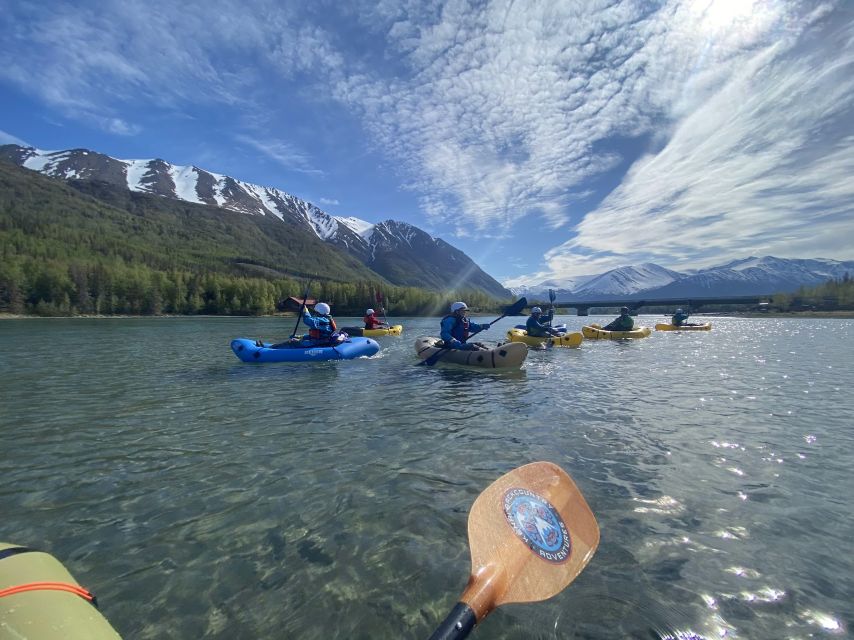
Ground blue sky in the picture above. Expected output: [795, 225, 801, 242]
[1, 0, 852, 287]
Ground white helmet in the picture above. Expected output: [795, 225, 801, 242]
[315, 302, 331, 315]
[531, 306, 542, 314]
[450, 301, 468, 313]
[366, 308, 375, 315]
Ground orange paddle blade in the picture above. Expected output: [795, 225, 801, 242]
[459, 461, 599, 621]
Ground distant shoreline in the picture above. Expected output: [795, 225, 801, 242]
[2, 311, 853, 320]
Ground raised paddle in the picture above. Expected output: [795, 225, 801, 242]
[548, 288, 557, 327]
[375, 290, 390, 327]
[428, 461, 599, 640]
[289, 281, 312, 339]
[419, 297, 527, 366]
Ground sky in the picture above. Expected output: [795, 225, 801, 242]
[1, 0, 852, 288]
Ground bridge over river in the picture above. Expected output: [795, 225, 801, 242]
[553, 295, 769, 316]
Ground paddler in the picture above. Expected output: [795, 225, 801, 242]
[440, 302, 490, 350]
[603, 306, 634, 332]
[671, 308, 690, 327]
[526, 307, 561, 338]
[303, 302, 343, 345]
[363, 308, 388, 330]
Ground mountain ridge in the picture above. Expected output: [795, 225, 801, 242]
[511, 256, 854, 301]
[0, 144, 510, 298]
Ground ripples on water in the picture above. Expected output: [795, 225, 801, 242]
[1, 316, 852, 639]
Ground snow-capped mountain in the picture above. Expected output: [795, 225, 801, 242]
[571, 263, 683, 297]
[649, 257, 854, 298]
[1, 144, 509, 297]
[510, 257, 854, 300]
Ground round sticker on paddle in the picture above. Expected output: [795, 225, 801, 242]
[503, 487, 571, 563]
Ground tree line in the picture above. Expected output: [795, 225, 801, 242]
[0, 256, 508, 317]
[770, 273, 854, 311]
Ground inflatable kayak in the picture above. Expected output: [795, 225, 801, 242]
[339, 324, 403, 337]
[414, 337, 528, 368]
[231, 336, 380, 362]
[0, 543, 121, 639]
[581, 324, 652, 340]
[506, 328, 583, 348]
[514, 323, 567, 333]
[655, 322, 712, 331]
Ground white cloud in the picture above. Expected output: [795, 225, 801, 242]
[318, 197, 340, 206]
[234, 134, 324, 176]
[545, 5, 854, 276]
[0, 129, 29, 146]
[0, 1, 337, 134]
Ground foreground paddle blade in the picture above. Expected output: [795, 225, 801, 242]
[429, 462, 599, 639]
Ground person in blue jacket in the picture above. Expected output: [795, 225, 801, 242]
[671, 308, 690, 326]
[526, 307, 561, 338]
[440, 301, 490, 350]
[303, 302, 342, 345]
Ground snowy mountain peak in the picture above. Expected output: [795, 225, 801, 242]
[573, 263, 683, 297]
[0, 142, 511, 298]
[509, 256, 854, 301]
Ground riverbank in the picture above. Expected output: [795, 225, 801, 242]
[4, 310, 854, 320]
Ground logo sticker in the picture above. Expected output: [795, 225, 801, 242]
[503, 487, 571, 563]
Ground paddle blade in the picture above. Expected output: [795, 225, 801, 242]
[459, 462, 599, 620]
[376, 290, 383, 305]
[504, 297, 527, 316]
[549, 289, 556, 303]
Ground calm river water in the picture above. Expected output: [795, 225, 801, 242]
[1, 315, 852, 639]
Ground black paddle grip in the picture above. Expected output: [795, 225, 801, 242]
[428, 602, 477, 640]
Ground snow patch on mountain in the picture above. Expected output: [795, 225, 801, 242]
[335, 216, 375, 240]
[125, 160, 150, 193]
[169, 165, 203, 204]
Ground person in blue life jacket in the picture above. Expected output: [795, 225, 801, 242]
[526, 307, 561, 338]
[604, 306, 634, 332]
[303, 302, 344, 345]
[672, 308, 690, 327]
[440, 301, 491, 350]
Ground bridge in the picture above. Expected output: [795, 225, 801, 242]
[552, 295, 769, 316]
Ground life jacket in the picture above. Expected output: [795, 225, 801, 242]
[526, 315, 549, 337]
[442, 314, 470, 341]
[309, 316, 337, 340]
[364, 314, 382, 329]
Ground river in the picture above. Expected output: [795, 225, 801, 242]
[1, 315, 851, 639]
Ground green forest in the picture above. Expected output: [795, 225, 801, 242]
[0, 161, 509, 317]
[770, 274, 854, 311]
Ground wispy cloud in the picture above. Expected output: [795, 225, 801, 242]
[234, 134, 324, 176]
[318, 197, 340, 206]
[0, 129, 29, 146]
[545, 4, 854, 276]
[0, 1, 335, 134]
[333, 0, 854, 278]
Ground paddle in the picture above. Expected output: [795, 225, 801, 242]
[541, 288, 558, 347]
[375, 290, 390, 327]
[289, 281, 312, 339]
[428, 461, 600, 640]
[547, 288, 556, 327]
[419, 297, 527, 366]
